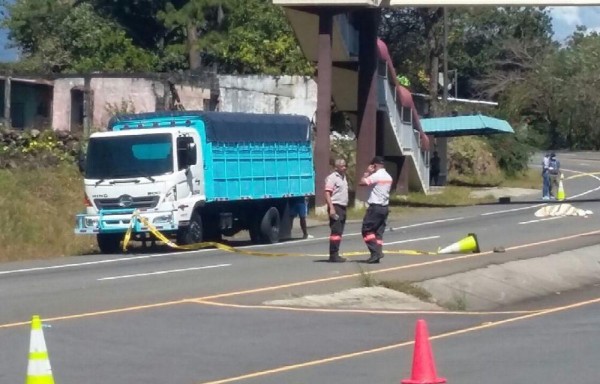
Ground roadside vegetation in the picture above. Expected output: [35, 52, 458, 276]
[0, 164, 95, 262]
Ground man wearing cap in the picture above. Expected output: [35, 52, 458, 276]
[359, 156, 393, 264]
[325, 158, 349, 262]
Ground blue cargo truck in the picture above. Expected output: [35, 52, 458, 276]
[75, 111, 315, 253]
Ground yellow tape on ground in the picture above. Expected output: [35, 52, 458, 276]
[121, 212, 437, 257]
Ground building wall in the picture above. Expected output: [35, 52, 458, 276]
[51, 74, 315, 132]
[218, 75, 317, 119]
[91, 77, 160, 129]
[52, 77, 214, 132]
[52, 78, 84, 131]
[176, 84, 211, 111]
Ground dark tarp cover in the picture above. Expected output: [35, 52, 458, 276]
[109, 111, 311, 143]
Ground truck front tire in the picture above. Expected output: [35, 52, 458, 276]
[97, 233, 122, 254]
[177, 211, 203, 245]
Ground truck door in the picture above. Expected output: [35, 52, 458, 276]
[175, 133, 204, 200]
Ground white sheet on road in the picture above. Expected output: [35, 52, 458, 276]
[535, 203, 593, 218]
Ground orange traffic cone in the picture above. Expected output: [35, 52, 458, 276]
[402, 319, 446, 384]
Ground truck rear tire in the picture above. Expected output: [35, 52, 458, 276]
[177, 211, 203, 245]
[97, 233, 122, 254]
[260, 207, 280, 244]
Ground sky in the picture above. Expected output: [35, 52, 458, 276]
[549, 6, 600, 41]
[0, 6, 599, 62]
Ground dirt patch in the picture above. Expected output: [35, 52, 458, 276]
[469, 187, 538, 199]
[264, 287, 443, 311]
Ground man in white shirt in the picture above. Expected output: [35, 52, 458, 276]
[359, 156, 392, 264]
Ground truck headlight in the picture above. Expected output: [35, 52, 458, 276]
[84, 218, 99, 228]
[153, 214, 173, 224]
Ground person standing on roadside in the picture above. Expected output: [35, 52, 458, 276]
[325, 159, 349, 263]
[541, 153, 551, 200]
[359, 156, 392, 264]
[548, 153, 561, 199]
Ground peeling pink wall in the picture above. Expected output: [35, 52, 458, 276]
[91, 78, 159, 130]
[52, 78, 84, 131]
[51, 77, 212, 132]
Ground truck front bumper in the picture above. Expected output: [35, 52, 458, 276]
[74, 209, 178, 234]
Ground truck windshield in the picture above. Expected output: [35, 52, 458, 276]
[86, 133, 174, 179]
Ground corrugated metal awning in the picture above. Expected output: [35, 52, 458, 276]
[421, 114, 514, 137]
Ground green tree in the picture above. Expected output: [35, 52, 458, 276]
[379, 7, 553, 102]
[158, 0, 229, 70]
[2, 1, 157, 72]
[210, 0, 312, 75]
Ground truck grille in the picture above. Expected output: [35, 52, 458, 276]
[94, 196, 160, 210]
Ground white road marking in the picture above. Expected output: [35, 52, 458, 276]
[97, 263, 231, 281]
[481, 204, 546, 216]
[0, 256, 173, 276]
[518, 217, 564, 225]
[385, 235, 440, 245]
[389, 217, 465, 231]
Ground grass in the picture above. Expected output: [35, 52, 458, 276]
[499, 169, 541, 189]
[0, 165, 96, 262]
[357, 265, 379, 287]
[395, 186, 496, 207]
[378, 280, 433, 302]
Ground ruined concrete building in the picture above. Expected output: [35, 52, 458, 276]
[0, 72, 317, 134]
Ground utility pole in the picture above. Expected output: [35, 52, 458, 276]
[442, 6, 449, 103]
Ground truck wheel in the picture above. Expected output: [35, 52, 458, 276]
[97, 234, 122, 254]
[260, 207, 280, 244]
[177, 211, 203, 245]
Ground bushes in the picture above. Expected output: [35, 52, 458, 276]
[447, 136, 503, 186]
[447, 129, 533, 186]
[486, 125, 534, 177]
[0, 128, 81, 169]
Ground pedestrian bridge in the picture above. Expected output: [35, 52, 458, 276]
[275, 5, 431, 192]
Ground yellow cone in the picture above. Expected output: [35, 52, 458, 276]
[438, 233, 480, 254]
[557, 174, 565, 201]
[25, 315, 55, 384]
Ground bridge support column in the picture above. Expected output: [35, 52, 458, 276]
[314, 10, 334, 214]
[355, 8, 380, 206]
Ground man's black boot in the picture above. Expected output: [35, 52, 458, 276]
[365, 255, 381, 264]
[329, 255, 347, 263]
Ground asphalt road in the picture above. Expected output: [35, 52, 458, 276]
[1, 152, 599, 383]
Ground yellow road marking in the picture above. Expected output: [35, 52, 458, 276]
[195, 297, 600, 384]
[2, 228, 599, 329]
[0, 300, 188, 329]
[198, 228, 600, 302]
[192, 299, 536, 316]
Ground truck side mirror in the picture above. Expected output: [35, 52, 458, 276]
[177, 136, 197, 170]
[186, 142, 197, 166]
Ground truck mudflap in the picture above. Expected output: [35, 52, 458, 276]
[74, 208, 178, 234]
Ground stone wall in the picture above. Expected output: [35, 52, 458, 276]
[218, 75, 317, 119]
